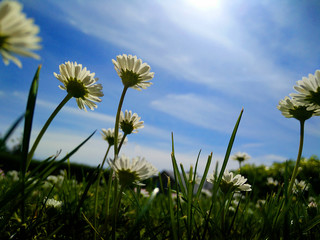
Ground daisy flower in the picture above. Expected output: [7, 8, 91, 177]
[277, 96, 319, 121]
[108, 155, 158, 187]
[0, 1, 41, 67]
[307, 201, 318, 218]
[119, 110, 144, 134]
[266, 177, 279, 187]
[44, 198, 63, 209]
[101, 128, 127, 146]
[54, 61, 103, 111]
[231, 152, 251, 163]
[293, 179, 309, 194]
[112, 54, 154, 90]
[207, 170, 252, 194]
[291, 70, 320, 109]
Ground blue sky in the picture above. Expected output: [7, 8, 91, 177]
[1, 0, 320, 173]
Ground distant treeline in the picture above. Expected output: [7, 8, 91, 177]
[0, 151, 102, 182]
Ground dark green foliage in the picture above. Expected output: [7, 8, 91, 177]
[240, 156, 320, 200]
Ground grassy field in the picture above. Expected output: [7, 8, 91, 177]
[0, 151, 319, 239]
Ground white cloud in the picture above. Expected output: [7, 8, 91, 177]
[43, 0, 299, 101]
[32, 126, 240, 174]
[151, 93, 242, 133]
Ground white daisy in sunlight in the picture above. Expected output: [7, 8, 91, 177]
[108, 155, 158, 186]
[112, 54, 154, 90]
[291, 70, 320, 110]
[54, 61, 103, 111]
[231, 152, 251, 163]
[0, 1, 41, 67]
[101, 128, 127, 146]
[207, 170, 251, 193]
[119, 110, 144, 134]
[277, 96, 319, 121]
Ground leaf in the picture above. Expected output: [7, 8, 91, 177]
[0, 113, 24, 151]
[21, 65, 41, 174]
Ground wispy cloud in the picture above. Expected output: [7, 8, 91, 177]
[41, 0, 303, 100]
[150, 93, 239, 133]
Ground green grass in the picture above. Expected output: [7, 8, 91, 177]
[0, 156, 319, 239]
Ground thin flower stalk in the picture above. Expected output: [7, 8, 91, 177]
[27, 94, 72, 162]
[111, 180, 124, 240]
[94, 144, 111, 240]
[277, 96, 315, 195]
[287, 120, 305, 195]
[113, 86, 128, 158]
[117, 133, 128, 153]
[112, 54, 154, 158]
[95, 128, 126, 239]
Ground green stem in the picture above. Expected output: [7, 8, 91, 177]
[94, 144, 111, 240]
[287, 120, 305, 195]
[104, 168, 114, 236]
[114, 86, 128, 159]
[117, 133, 128, 154]
[27, 94, 72, 164]
[221, 193, 227, 236]
[112, 183, 125, 240]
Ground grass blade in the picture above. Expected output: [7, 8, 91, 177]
[202, 108, 244, 239]
[21, 65, 41, 173]
[195, 153, 212, 201]
[0, 113, 24, 151]
[213, 108, 244, 194]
